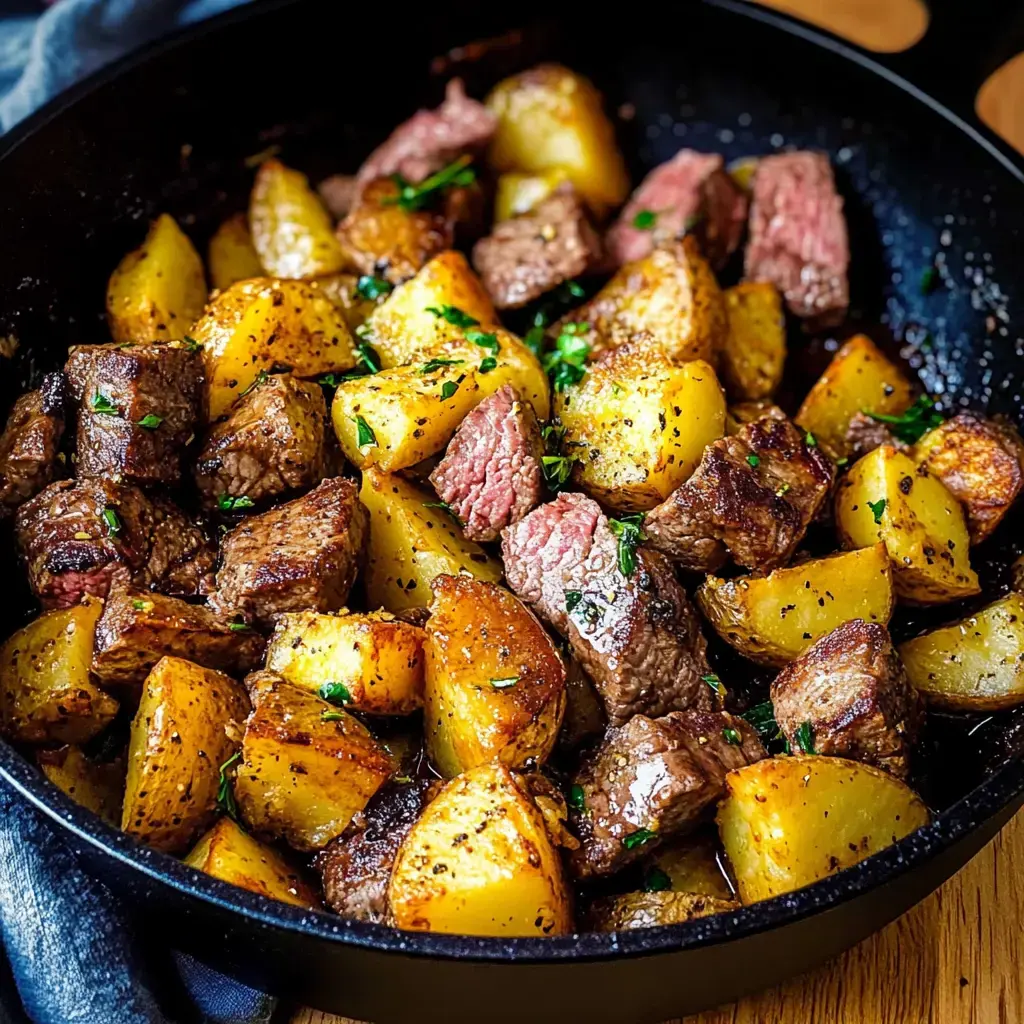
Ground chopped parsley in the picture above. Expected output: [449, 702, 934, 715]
[746, 454, 761, 468]
[228, 622, 252, 632]
[426, 304, 479, 329]
[865, 394, 944, 444]
[741, 701, 785, 751]
[543, 322, 590, 392]
[131, 599, 148, 612]
[216, 751, 242, 821]
[182, 335, 201, 353]
[352, 415, 377, 448]
[466, 329, 500, 354]
[101, 508, 121, 536]
[136, 413, 163, 430]
[920, 265, 939, 295]
[355, 275, 393, 301]
[386, 155, 476, 212]
[321, 710, 346, 722]
[722, 726, 742, 746]
[608, 513, 646, 577]
[835, 456, 849, 467]
[440, 380, 460, 401]
[568, 783, 586, 812]
[643, 867, 672, 893]
[239, 369, 269, 398]
[795, 720, 816, 754]
[90, 392, 120, 416]
[622, 828, 657, 850]
[490, 676, 519, 689]
[478, 356, 497, 374]
[804, 431, 817, 447]
[867, 498, 887, 524]
[632, 209, 657, 230]
[541, 455, 577, 491]
[217, 495, 255, 512]
[354, 339, 382, 375]
[319, 681, 352, 706]
[523, 280, 587, 358]
[419, 357, 464, 375]
[564, 590, 583, 613]
[702, 673, 726, 699]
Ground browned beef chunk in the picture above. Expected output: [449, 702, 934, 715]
[745, 151, 849, 326]
[316, 778, 440, 923]
[194, 374, 326, 510]
[318, 174, 358, 220]
[472, 188, 602, 309]
[606, 149, 748, 269]
[645, 413, 834, 573]
[15, 479, 215, 608]
[502, 491, 712, 725]
[568, 710, 765, 878]
[0, 372, 66, 513]
[770, 619, 922, 778]
[91, 570, 265, 688]
[64, 342, 202, 485]
[844, 411, 902, 461]
[428, 384, 544, 541]
[209, 477, 368, 629]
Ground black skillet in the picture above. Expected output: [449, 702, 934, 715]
[0, 1, 1023, 1020]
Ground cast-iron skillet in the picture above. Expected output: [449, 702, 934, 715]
[1, 0, 1024, 1020]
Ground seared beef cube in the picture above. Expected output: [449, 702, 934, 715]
[771, 619, 922, 778]
[91, 570, 265, 688]
[318, 174, 358, 220]
[745, 152, 850, 326]
[209, 477, 368, 629]
[606, 150, 748, 269]
[194, 373, 327, 509]
[502, 492, 712, 724]
[0, 372, 66, 513]
[317, 777, 440, 922]
[65, 342, 202, 485]
[428, 384, 544, 541]
[645, 413, 834, 572]
[844, 411, 902, 461]
[141, 494, 217, 597]
[568, 710, 765, 878]
[472, 188, 602, 309]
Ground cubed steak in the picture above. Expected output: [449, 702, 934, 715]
[91, 570, 265, 688]
[645, 412, 834, 572]
[568, 710, 765, 878]
[472, 188, 602, 308]
[194, 373, 327, 510]
[771, 619, 922, 778]
[745, 151, 850, 326]
[15, 479, 215, 608]
[64, 341, 202, 485]
[209, 477, 368, 629]
[502, 491, 712, 724]
[844, 411, 902, 461]
[318, 174, 358, 220]
[606, 149, 748, 269]
[0, 371, 66, 513]
[428, 384, 544, 541]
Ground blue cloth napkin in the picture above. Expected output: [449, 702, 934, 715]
[0, 10, 280, 1024]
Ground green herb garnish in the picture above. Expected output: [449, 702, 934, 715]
[136, 413, 162, 430]
[419, 357, 465, 375]
[920, 265, 939, 295]
[608, 513, 646, 577]
[702, 673, 726, 699]
[355, 275, 393, 301]
[722, 726, 742, 746]
[321, 710, 346, 722]
[228, 622, 252, 633]
[541, 454, 577, 491]
[355, 339, 382, 374]
[386, 155, 476, 212]
[183, 336, 201, 353]
[490, 676, 519, 689]
[565, 590, 583, 613]
[864, 394, 944, 444]
[131, 599, 147, 612]
[795, 721, 816, 754]
[741, 701, 785, 751]
[319, 681, 352, 706]
[478, 356, 497, 374]
[804, 431, 817, 447]
[568, 783, 586, 812]
[426, 304, 479, 329]
[217, 495, 255, 512]
[643, 867, 672, 893]
[543, 322, 590, 392]
[239, 369, 269, 398]
[101, 508, 121, 536]
[746, 454, 761, 468]
[632, 209, 657, 230]
[623, 828, 657, 850]
[353, 415, 377, 448]
[90, 392, 120, 416]
[868, 498, 887, 524]
[440, 380, 460, 401]
[466, 329, 500, 354]
[216, 751, 242, 821]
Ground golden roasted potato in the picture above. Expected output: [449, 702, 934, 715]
[312, 272, 378, 333]
[425, 575, 566, 777]
[913, 413, 1024, 544]
[899, 593, 1024, 710]
[696, 543, 894, 666]
[106, 213, 206, 344]
[555, 347, 726, 511]
[0, 600, 116, 745]
[332, 330, 548, 471]
[192, 277, 357, 420]
[586, 891, 737, 931]
[365, 251, 498, 368]
[388, 763, 572, 936]
[717, 756, 929, 904]
[207, 213, 264, 292]
[185, 817, 320, 909]
[265, 610, 426, 715]
[648, 829, 736, 901]
[836, 445, 979, 605]
[795, 335, 914, 458]
[359, 469, 502, 613]
[234, 675, 392, 851]
[486, 64, 629, 218]
[249, 159, 345, 279]
[720, 282, 786, 401]
[121, 657, 250, 853]
[569, 238, 727, 365]
[37, 746, 125, 825]
[494, 168, 573, 221]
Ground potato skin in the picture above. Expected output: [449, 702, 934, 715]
[37, 745, 125, 826]
[388, 763, 572, 936]
[586, 891, 737, 932]
[425, 575, 566, 777]
[0, 600, 117, 745]
[208, 213, 264, 292]
[696, 543, 894, 667]
[720, 282, 786, 401]
[717, 756, 929, 904]
[121, 656, 250, 853]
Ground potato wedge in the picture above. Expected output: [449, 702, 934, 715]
[207, 213, 264, 292]
[586, 891, 737, 932]
[365, 251, 499, 369]
[720, 282, 786, 401]
[388, 763, 572, 936]
[332, 330, 548, 471]
[359, 469, 502, 613]
[836, 445, 979, 605]
[486, 64, 629, 218]
[265, 610, 426, 715]
[313, 273, 379, 334]
[0, 600, 117, 745]
[717, 755, 929, 904]
[234, 675, 392, 851]
[795, 335, 914, 458]
[106, 213, 206, 344]
[425, 575, 566, 777]
[192, 277, 357, 420]
[185, 817, 320, 909]
[555, 348, 726, 511]
[648, 829, 735, 901]
[899, 593, 1024, 710]
[249, 159, 345, 279]
[121, 657, 250, 853]
[494, 168, 573, 221]
[696, 544, 894, 667]
[37, 745, 125, 825]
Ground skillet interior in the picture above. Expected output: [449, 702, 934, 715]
[1, 0, 1024, 1017]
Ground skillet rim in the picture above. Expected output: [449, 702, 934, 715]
[0, 0, 1023, 964]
